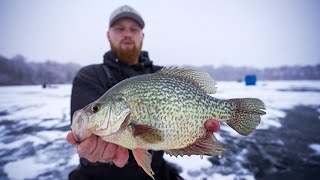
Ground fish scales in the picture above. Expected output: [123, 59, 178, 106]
[105, 73, 228, 149]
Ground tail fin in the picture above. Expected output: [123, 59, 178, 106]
[227, 98, 266, 136]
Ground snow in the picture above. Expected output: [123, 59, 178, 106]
[4, 157, 62, 180]
[309, 144, 320, 155]
[0, 84, 71, 124]
[164, 155, 212, 178]
[0, 80, 319, 180]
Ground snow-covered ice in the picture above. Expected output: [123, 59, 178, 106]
[0, 80, 319, 180]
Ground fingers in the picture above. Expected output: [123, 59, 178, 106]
[113, 146, 129, 168]
[66, 132, 79, 145]
[85, 137, 109, 162]
[77, 134, 98, 157]
[69, 133, 129, 167]
[205, 119, 220, 132]
[101, 142, 118, 162]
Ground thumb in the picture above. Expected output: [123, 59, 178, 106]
[204, 119, 220, 132]
[66, 132, 79, 145]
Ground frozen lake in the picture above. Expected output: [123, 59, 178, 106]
[0, 80, 320, 180]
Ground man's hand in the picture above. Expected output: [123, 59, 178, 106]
[204, 119, 220, 132]
[66, 132, 129, 167]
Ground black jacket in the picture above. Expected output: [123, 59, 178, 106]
[69, 51, 181, 180]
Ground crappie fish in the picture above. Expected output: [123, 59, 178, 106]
[71, 68, 266, 179]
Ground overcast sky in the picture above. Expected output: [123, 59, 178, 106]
[1, 0, 319, 68]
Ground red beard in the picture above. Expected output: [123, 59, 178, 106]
[110, 39, 142, 65]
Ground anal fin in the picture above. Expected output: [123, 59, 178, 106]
[132, 149, 155, 179]
[165, 131, 226, 157]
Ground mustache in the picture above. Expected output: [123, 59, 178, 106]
[120, 39, 134, 44]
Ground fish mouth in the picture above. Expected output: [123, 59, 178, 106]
[71, 109, 92, 142]
[72, 131, 81, 142]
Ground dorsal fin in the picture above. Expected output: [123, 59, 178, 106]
[157, 67, 217, 94]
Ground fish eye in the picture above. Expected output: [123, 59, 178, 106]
[91, 103, 101, 113]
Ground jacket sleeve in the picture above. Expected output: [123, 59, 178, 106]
[70, 65, 108, 123]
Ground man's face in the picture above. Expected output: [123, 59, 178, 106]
[107, 18, 144, 64]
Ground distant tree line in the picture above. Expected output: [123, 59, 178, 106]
[1, 54, 319, 85]
[0, 54, 81, 85]
[183, 64, 320, 81]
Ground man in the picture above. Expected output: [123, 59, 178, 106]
[66, 5, 220, 179]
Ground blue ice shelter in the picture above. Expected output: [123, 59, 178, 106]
[245, 75, 257, 85]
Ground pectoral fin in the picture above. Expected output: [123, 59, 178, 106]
[132, 149, 155, 179]
[129, 123, 158, 137]
[129, 123, 164, 143]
